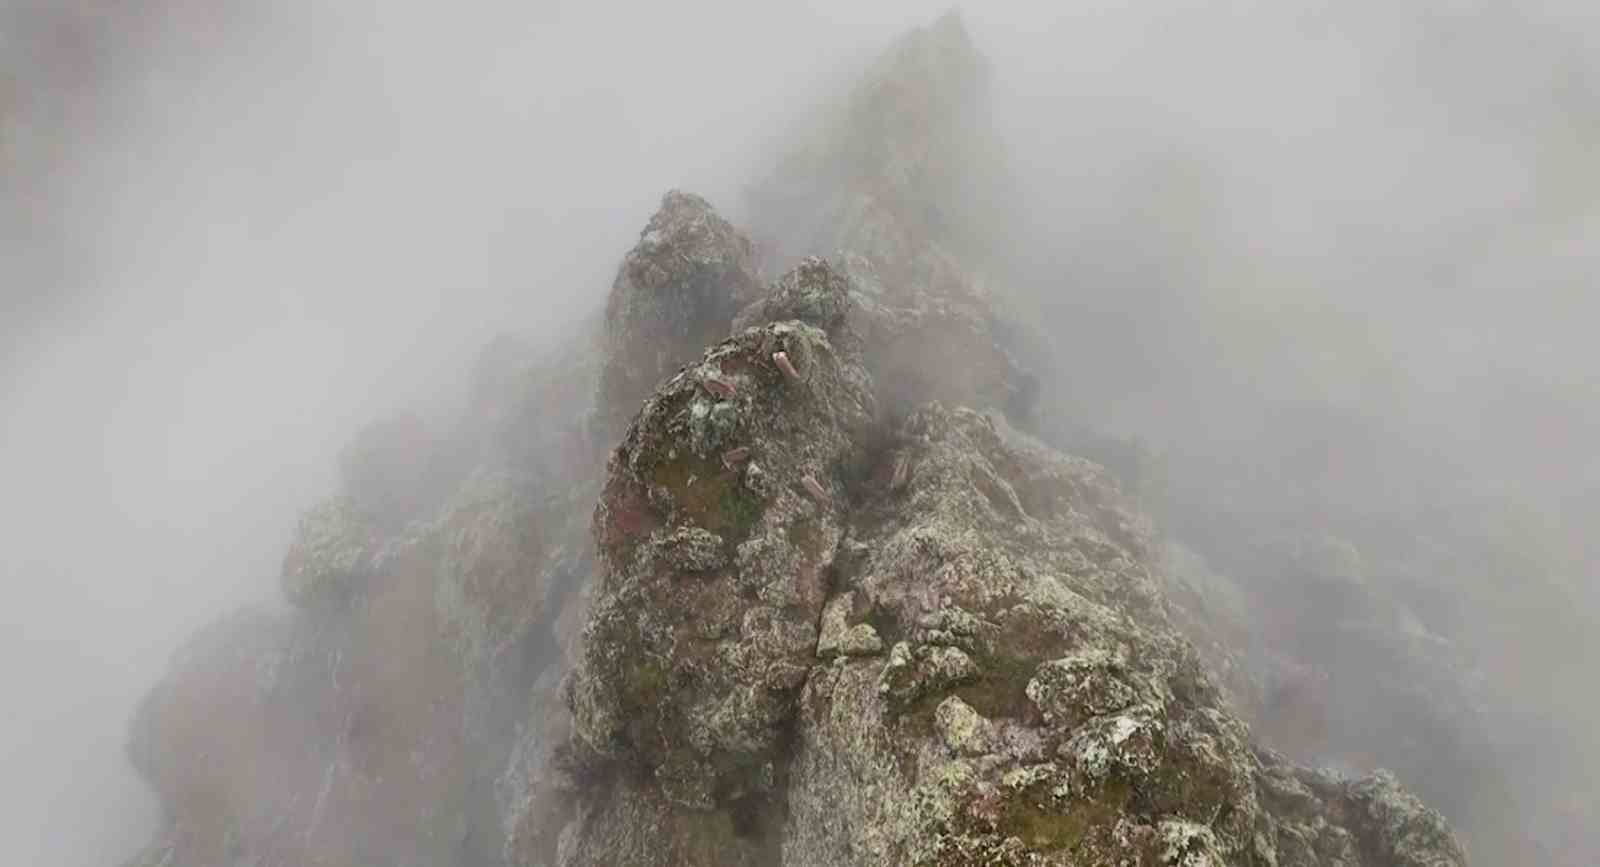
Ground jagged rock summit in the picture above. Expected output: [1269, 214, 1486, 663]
[600, 189, 765, 435]
[549, 198, 1467, 865]
[123, 13, 1470, 867]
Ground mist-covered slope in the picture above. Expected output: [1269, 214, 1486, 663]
[118, 11, 1587, 867]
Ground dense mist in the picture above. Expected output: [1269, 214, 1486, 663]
[3, 1, 1596, 864]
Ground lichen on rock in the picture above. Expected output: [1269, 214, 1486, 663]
[281, 495, 380, 609]
[776, 403, 1467, 867]
[598, 190, 765, 434]
[119, 12, 1477, 867]
[732, 254, 853, 338]
[569, 316, 874, 821]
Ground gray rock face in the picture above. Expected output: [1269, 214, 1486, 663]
[555, 291, 1466, 865]
[599, 190, 765, 434]
[731, 255, 853, 338]
[129, 333, 612, 867]
[546, 183, 1464, 866]
[777, 404, 1466, 866]
[570, 318, 875, 811]
[781, 404, 1231, 864]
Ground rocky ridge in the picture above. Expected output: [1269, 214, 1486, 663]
[122, 12, 1470, 867]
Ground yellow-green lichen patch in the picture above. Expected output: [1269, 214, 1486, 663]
[957, 647, 1046, 720]
[888, 605, 1073, 746]
[1025, 650, 1137, 731]
[646, 449, 765, 540]
[933, 695, 993, 755]
[616, 653, 671, 718]
[939, 602, 1076, 721]
[1136, 731, 1242, 828]
[894, 652, 1038, 745]
[927, 771, 1140, 863]
[996, 776, 1134, 854]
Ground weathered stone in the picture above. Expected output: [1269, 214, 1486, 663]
[598, 190, 763, 434]
[732, 255, 853, 337]
[567, 317, 875, 834]
[651, 525, 728, 572]
[934, 695, 995, 756]
[778, 404, 1464, 867]
[280, 495, 378, 609]
[836, 623, 884, 657]
[1025, 650, 1138, 729]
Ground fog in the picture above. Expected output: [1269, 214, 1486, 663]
[2, 1, 1596, 864]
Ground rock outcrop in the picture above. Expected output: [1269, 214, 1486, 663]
[599, 190, 765, 436]
[123, 323, 610, 867]
[574, 318, 875, 798]
[551, 268, 1466, 864]
[122, 12, 1473, 867]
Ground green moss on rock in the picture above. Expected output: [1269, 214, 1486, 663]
[280, 495, 379, 608]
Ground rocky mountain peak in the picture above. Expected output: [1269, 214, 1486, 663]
[122, 14, 1472, 867]
[599, 190, 765, 434]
